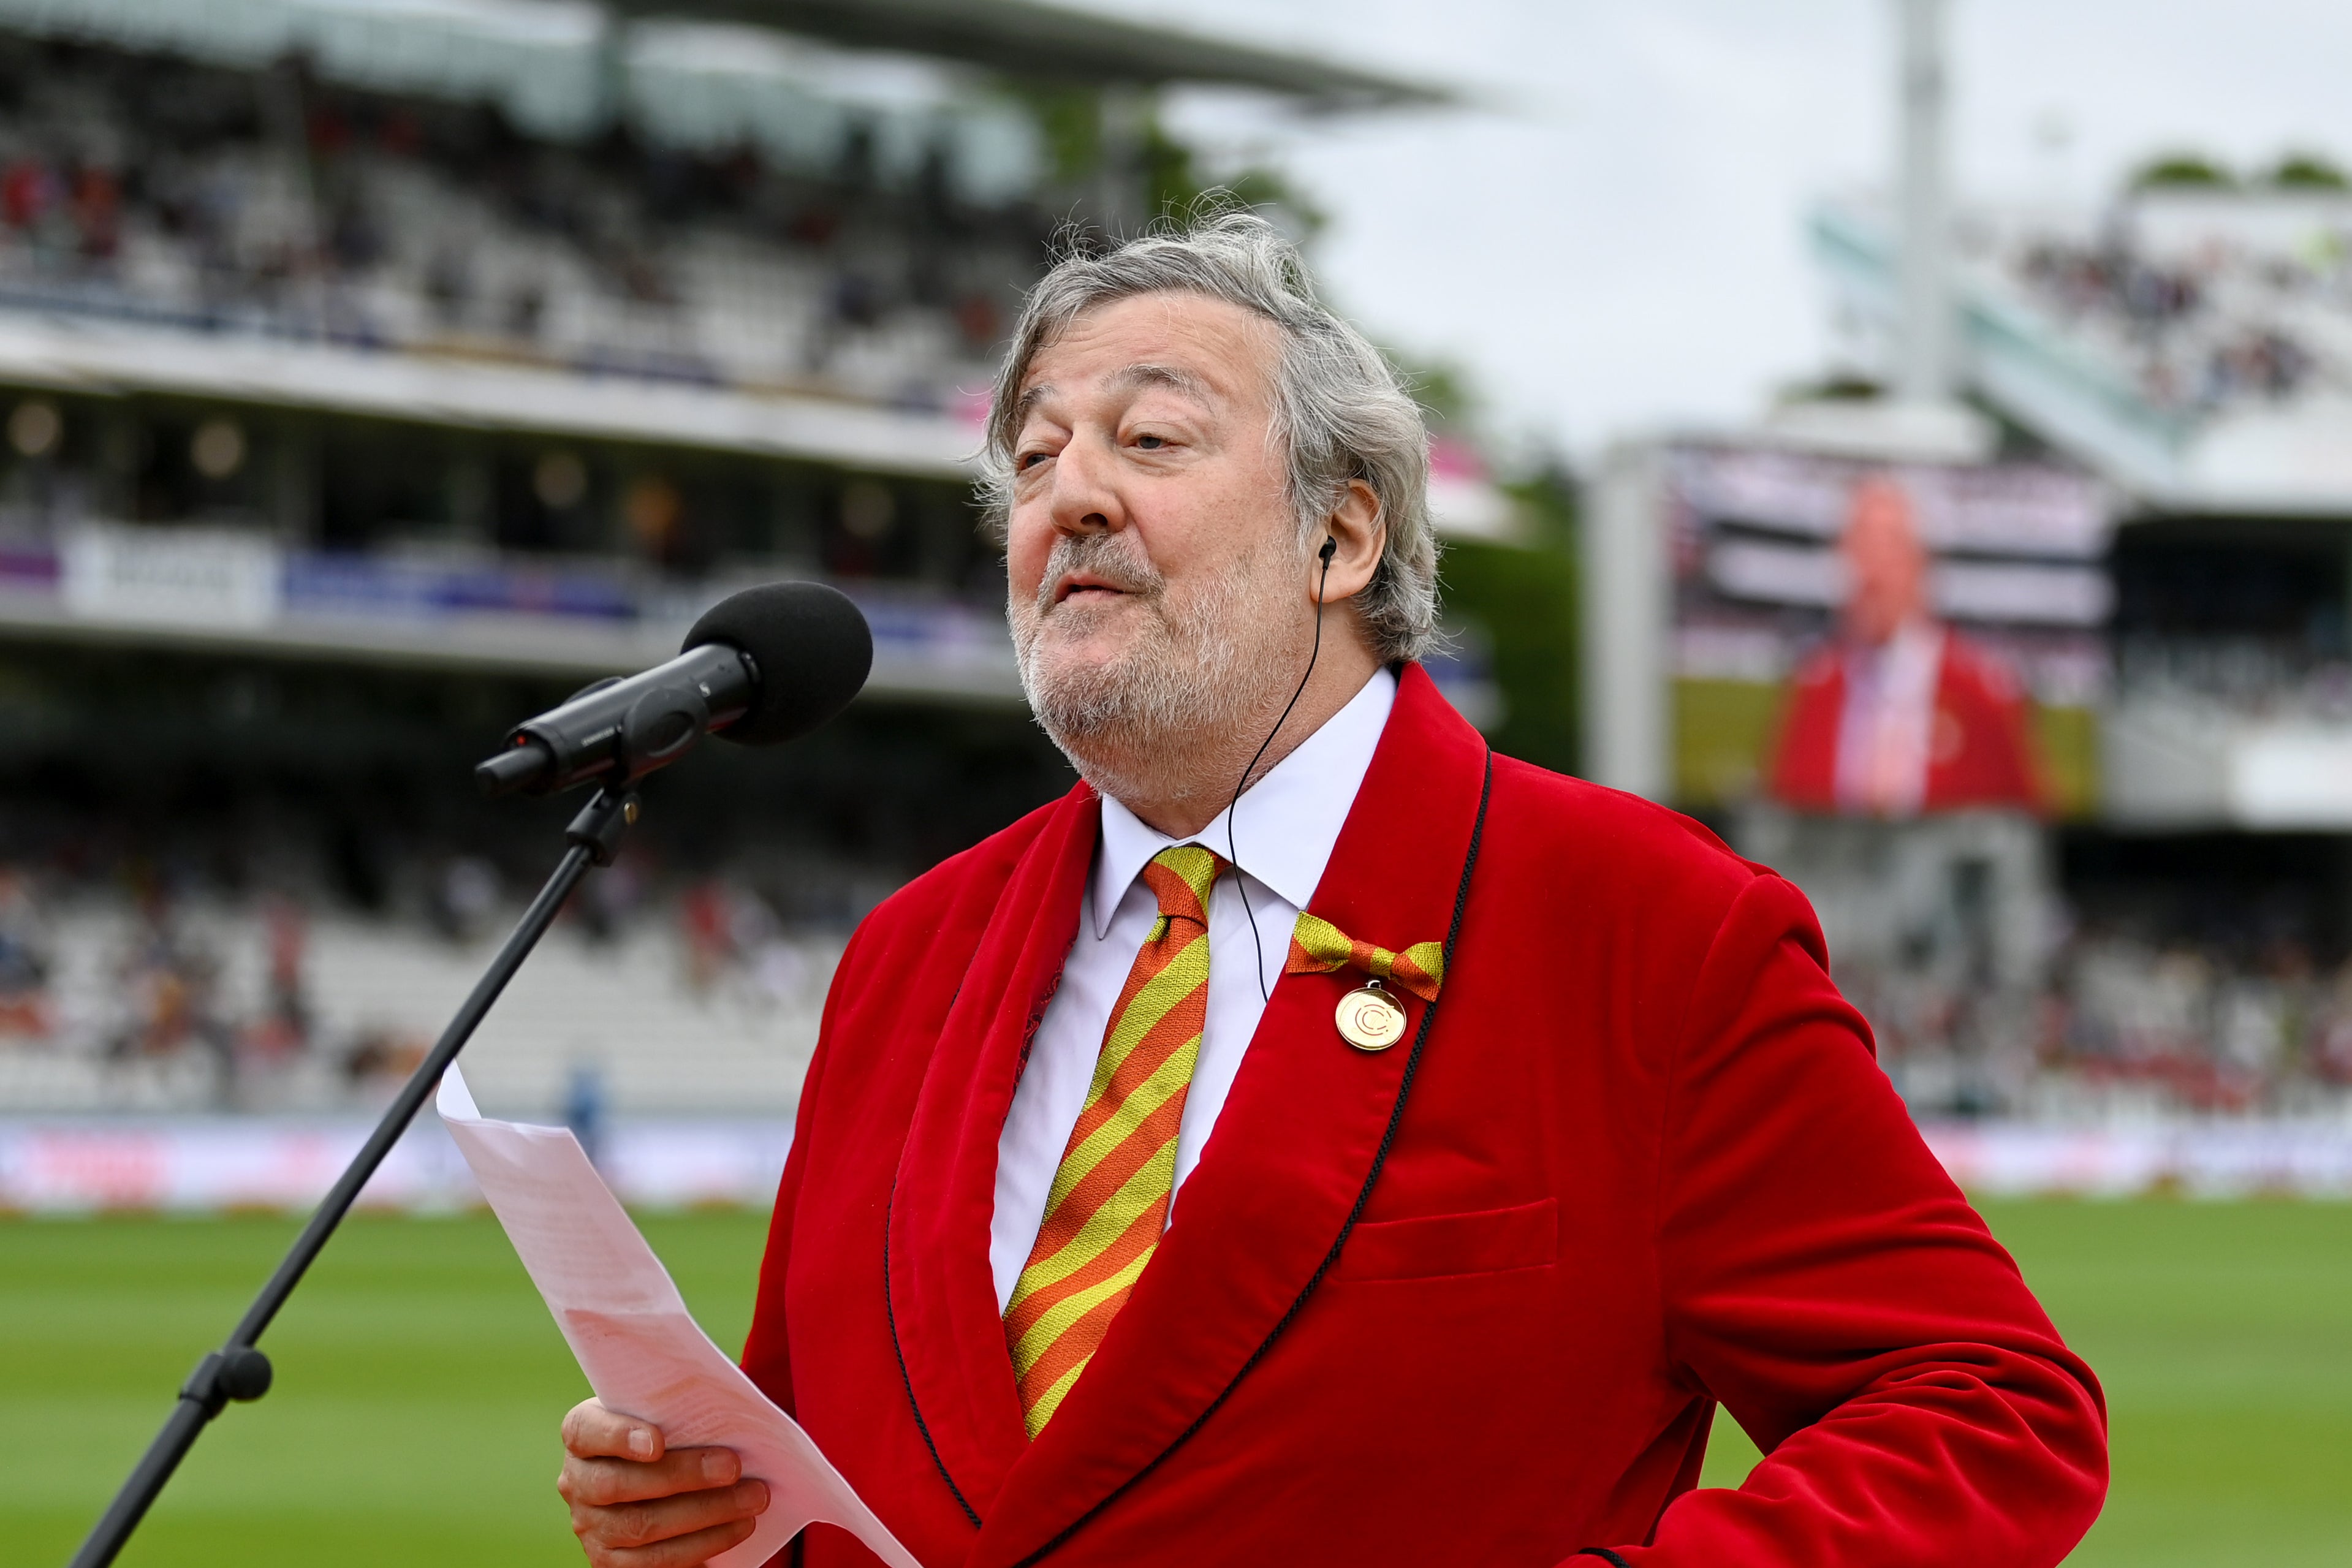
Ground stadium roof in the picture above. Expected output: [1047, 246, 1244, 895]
[609, 0, 1452, 105]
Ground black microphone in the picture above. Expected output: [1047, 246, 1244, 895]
[474, 581, 873, 797]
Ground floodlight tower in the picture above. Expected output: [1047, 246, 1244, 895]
[1894, 0, 1953, 406]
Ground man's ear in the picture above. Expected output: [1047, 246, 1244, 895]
[1314, 479, 1384, 604]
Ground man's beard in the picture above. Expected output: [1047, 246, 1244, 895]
[1011, 529, 1305, 807]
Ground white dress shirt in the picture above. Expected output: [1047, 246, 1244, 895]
[988, 667, 1398, 1311]
[1833, 619, 1944, 817]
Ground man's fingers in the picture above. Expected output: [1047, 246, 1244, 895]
[573, 1480, 769, 1558]
[601, 1513, 761, 1568]
[555, 1401, 764, 1568]
[561, 1447, 743, 1509]
[563, 1398, 665, 1462]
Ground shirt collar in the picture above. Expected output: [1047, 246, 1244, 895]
[1091, 667, 1398, 940]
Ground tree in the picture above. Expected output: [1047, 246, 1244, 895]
[2131, 153, 2235, 190]
[1438, 466, 1580, 775]
[2269, 153, 2350, 191]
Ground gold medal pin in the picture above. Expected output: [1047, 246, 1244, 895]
[1335, 978, 1408, 1051]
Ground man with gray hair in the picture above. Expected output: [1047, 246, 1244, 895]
[555, 212, 2106, 1568]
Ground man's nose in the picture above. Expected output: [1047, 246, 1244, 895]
[1047, 435, 1124, 537]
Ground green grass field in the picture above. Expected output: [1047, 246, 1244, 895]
[4, 1200, 2347, 1566]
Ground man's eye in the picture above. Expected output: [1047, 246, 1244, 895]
[1019, 451, 1050, 469]
[1135, 434, 1166, 450]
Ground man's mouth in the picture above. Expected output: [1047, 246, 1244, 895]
[1052, 572, 1130, 606]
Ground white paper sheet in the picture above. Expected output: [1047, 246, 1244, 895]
[436, 1066, 921, 1568]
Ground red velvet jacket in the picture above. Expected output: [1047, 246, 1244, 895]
[740, 664, 2106, 1568]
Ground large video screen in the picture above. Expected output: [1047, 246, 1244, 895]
[1662, 442, 2112, 814]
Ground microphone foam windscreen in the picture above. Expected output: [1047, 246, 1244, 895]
[683, 580, 873, 746]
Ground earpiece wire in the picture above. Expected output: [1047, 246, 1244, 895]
[1226, 537, 1337, 1003]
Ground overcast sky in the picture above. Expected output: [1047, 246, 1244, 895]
[1072, 0, 2352, 464]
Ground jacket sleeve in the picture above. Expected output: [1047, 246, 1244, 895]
[1601, 873, 2106, 1566]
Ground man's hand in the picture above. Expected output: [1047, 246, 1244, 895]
[558, 1398, 770, 1568]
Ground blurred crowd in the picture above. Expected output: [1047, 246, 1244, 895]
[0, 36, 1042, 408]
[0, 866, 327, 1106]
[6, 839, 2352, 1121]
[2011, 230, 2326, 414]
[2046, 929, 2352, 1110]
[2111, 635, 2352, 723]
[1863, 926, 2352, 1120]
[0, 849, 850, 1113]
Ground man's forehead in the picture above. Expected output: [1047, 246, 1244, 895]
[1846, 492, 1922, 552]
[1018, 293, 1275, 407]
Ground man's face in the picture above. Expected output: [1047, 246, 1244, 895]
[1841, 479, 1930, 646]
[1004, 291, 1310, 790]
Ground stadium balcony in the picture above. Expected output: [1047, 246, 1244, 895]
[0, 10, 1498, 704]
[0, 12, 1030, 700]
[1813, 189, 2352, 514]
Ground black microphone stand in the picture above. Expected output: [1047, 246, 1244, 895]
[68, 785, 640, 1568]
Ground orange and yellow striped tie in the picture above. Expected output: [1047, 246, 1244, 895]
[1004, 844, 1226, 1438]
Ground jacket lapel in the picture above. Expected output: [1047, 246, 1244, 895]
[969, 664, 1493, 1568]
[886, 782, 1099, 1529]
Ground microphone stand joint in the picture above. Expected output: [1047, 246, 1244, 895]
[566, 789, 639, 867]
[180, 1346, 274, 1420]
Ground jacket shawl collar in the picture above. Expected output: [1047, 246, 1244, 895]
[886, 779, 1098, 1528]
[886, 663, 1492, 1567]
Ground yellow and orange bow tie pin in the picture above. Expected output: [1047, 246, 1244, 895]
[1284, 912, 1445, 1051]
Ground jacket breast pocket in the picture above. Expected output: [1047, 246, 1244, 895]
[1331, 1197, 1558, 1283]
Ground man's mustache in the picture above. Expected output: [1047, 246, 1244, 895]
[1033, 532, 1164, 616]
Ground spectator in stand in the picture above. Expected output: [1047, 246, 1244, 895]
[1769, 475, 2049, 816]
[677, 879, 735, 993]
[2314, 966, 2352, 1085]
[430, 855, 501, 942]
[70, 164, 119, 260]
[241, 896, 311, 1063]
[1, 156, 51, 231]
[0, 867, 50, 1039]
[105, 887, 235, 1102]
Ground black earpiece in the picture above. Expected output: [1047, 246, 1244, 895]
[1319, 535, 1338, 564]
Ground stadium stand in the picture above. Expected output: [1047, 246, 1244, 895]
[0, 881, 835, 1116]
[0, 1, 1488, 1123]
